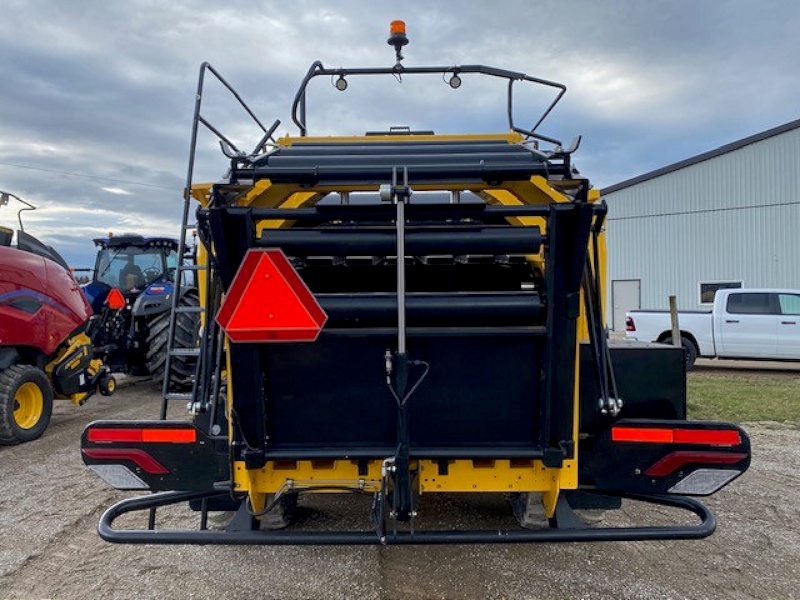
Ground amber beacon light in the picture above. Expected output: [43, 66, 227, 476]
[388, 20, 409, 63]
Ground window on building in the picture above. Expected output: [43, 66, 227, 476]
[726, 292, 777, 315]
[699, 281, 743, 304]
[778, 293, 800, 315]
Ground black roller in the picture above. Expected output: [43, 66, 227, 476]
[259, 225, 543, 256]
[264, 152, 536, 168]
[237, 161, 550, 185]
[317, 292, 543, 327]
[278, 140, 523, 155]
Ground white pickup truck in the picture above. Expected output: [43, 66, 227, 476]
[625, 288, 800, 368]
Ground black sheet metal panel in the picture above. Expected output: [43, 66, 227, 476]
[317, 292, 543, 327]
[258, 224, 543, 256]
[578, 341, 687, 434]
[262, 328, 543, 455]
[208, 207, 255, 289]
[208, 203, 588, 467]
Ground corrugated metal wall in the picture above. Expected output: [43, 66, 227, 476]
[602, 125, 800, 327]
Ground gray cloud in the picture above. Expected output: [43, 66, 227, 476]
[1, 0, 798, 265]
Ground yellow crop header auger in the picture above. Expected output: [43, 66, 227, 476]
[82, 22, 750, 545]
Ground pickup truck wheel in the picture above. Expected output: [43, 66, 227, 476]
[664, 336, 698, 370]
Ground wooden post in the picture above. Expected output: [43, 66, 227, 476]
[669, 295, 681, 347]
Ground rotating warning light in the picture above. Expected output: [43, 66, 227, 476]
[216, 249, 327, 343]
[387, 20, 409, 64]
[390, 20, 407, 35]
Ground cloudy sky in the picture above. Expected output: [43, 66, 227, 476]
[1, 0, 798, 266]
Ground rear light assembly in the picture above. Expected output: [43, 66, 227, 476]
[82, 424, 195, 490]
[82, 421, 228, 492]
[625, 316, 635, 331]
[607, 422, 750, 497]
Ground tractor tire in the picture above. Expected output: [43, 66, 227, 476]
[0, 364, 54, 445]
[145, 291, 200, 386]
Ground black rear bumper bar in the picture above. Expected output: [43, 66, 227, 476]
[97, 490, 716, 545]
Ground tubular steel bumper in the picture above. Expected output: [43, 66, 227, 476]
[98, 490, 716, 545]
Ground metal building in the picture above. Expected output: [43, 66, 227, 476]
[601, 118, 800, 331]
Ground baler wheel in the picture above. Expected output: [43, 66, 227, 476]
[258, 492, 298, 530]
[0, 364, 54, 445]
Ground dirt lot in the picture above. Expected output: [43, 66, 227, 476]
[0, 380, 798, 600]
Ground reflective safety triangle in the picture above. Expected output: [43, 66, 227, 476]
[216, 249, 327, 342]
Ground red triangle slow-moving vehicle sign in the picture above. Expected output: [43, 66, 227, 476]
[216, 249, 327, 343]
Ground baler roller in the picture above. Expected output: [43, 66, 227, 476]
[238, 162, 550, 185]
[238, 139, 556, 183]
[317, 291, 543, 327]
[276, 140, 524, 154]
[259, 225, 543, 256]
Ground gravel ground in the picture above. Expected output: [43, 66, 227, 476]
[0, 381, 798, 600]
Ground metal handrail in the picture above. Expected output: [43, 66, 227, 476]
[290, 62, 567, 145]
[160, 62, 271, 419]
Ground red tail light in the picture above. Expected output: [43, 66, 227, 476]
[87, 427, 197, 444]
[82, 448, 169, 475]
[625, 316, 635, 331]
[644, 451, 748, 477]
[612, 426, 741, 447]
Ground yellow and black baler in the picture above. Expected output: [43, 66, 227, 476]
[81, 33, 750, 544]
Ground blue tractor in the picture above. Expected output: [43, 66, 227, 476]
[81, 234, 199, 384]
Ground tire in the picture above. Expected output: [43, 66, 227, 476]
[99, 373, 116, 396]
[663, 335, 698, 370]
[509, 492, 549, 529]
[0, 364, 54, 445]
[145, 291, 200, 386]
[258, 492, 298, 530]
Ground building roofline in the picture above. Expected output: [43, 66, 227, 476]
[601, 117, 800, 195]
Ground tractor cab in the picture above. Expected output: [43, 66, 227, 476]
[82, 234, 199, 382]
[90, 235, 178, 297]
